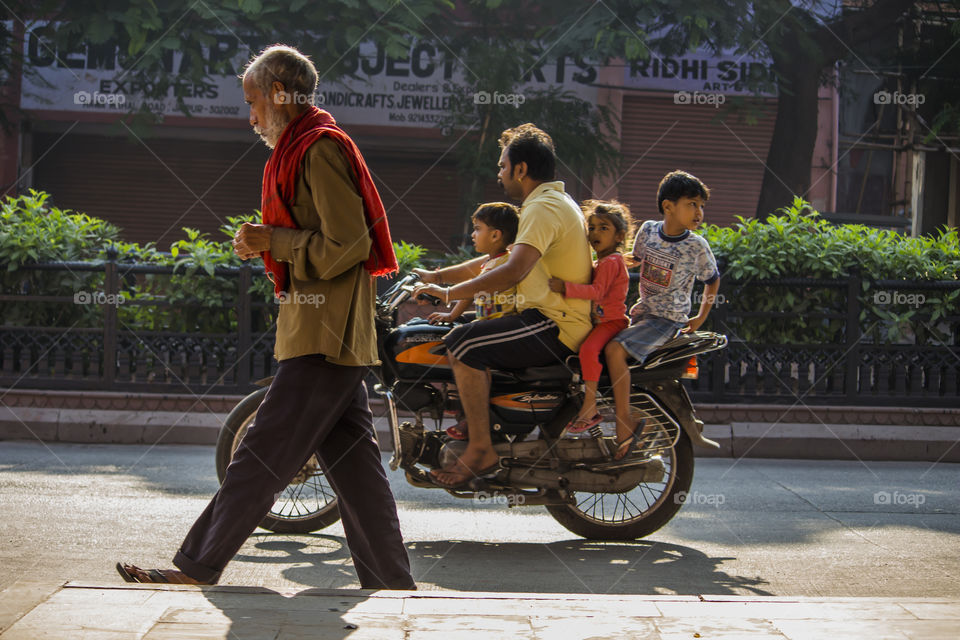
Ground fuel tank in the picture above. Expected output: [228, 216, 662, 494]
[383, 320, 569, 431]
[384, 320, 454, 382]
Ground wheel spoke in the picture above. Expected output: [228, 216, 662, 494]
[622, 492, 648, 517]
[267, 472, 338, 521]
[288, 483, 305, 515]
[637, 483, 658, 507]
[570, 445, 677, 526]
[577, 493, 602, 513]
[306, 477, 325, 508]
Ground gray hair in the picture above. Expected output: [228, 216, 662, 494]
[243, 45, 318, 104]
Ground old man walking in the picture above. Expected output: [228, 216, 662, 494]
[118, 45, 415, 590]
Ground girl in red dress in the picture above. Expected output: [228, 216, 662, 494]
[549, 200, 632, 434]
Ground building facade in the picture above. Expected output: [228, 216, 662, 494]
[2, 24, 913, 254]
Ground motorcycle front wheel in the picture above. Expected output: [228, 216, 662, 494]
[215, 386, 342, 534]
[545, 429, 694, 540]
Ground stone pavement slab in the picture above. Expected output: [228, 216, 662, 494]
[0, 581, 63, 635]
[2, 583, 958, 639]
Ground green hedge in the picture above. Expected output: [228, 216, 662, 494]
[0, 191, 439, 332]
[701, 197, 960, 281]
[0, 191, 270, 332]
[2, 191, 958, 344]
[700, 197, 960, 344]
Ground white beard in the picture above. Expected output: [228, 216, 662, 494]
[254, 108, 290, 149]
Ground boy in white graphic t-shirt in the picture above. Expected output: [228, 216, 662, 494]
[604, 170, 721, 460]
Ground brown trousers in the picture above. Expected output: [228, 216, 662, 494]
[173, 354, 415, 589]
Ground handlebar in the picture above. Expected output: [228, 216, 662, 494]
[416, 292, 443, 306]
[378, 272, 445, 317]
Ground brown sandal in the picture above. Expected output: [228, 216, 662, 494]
[116, 563, 205, 585]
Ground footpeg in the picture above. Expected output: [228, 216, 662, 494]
[588, 424, 612, 457]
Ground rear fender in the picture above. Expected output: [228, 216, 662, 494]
[646, 379, 719, 449]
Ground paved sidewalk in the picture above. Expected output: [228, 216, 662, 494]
[1, 581, 957, 639]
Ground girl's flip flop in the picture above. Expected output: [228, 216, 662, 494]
[562, 413, 603, 436]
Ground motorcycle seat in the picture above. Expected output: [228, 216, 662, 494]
[639, 333, 696, 363]
[492, 335, 705, 382]
[487, 332, 725, 383]
[635, 331, 725, 367]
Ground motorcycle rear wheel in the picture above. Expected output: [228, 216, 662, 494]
[545, 429, 693, 540]
[215, 386, 342, 534]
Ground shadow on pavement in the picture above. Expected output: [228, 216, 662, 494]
[186, 586, 371, 639]
[233, 533, 772, 596]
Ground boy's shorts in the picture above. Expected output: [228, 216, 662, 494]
[612, 315, 685, 363]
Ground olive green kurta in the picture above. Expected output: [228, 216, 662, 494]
[268, 137, 378, 366]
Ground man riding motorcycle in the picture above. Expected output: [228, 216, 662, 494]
[414, 123, 593, 488]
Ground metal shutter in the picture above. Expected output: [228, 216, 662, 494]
[617, 95, 777, 227]
[30, 132, 465, 252]
[367, 151, 464, 252]
[31, 132, 270, 248]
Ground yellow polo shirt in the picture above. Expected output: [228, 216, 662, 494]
[514, 181, 592, 351]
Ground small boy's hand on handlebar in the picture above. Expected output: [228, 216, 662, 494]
[622, 253, 640, 268]
[548, 277, 566, 294]
[413, 283, 445, 305]
[428, 311, 456, 324]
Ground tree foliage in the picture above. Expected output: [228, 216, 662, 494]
[2, 0, 956, 222]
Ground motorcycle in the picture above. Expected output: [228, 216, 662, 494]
[216, 274, 727, 539]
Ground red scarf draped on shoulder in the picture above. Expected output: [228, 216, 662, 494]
[260, 106, 397, 296]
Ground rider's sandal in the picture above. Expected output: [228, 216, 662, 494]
[429, 462, 501, 490]
[116, 563, 140, 583]
[561, 413, 602, 437]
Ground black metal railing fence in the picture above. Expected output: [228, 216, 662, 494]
[2, 259, 958, 406]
